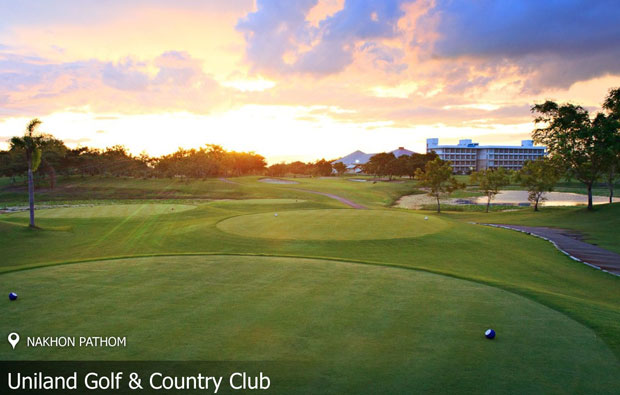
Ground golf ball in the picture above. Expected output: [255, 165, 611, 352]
[424, 216, 428, 220]
[9, 292, 18, 301]
[274, 213, 278, 217]
[485, 329, 495, 339]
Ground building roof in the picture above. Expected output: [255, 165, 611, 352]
[427, 138, 545, 150]
[333, 147, 417, 166]
[430, 145, 545, 150]
[390, 147, 415, 157]
[332, 150, 376, 166]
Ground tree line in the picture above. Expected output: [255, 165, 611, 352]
[0, 137, 354, 182]
[361, 151, 439, 180]
[0, 137, 269, 183]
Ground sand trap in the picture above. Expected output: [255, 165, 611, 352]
[258, 178, 299, 184]
[396, 194, 460, 209]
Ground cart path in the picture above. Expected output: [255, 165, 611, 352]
[482, 224, 620, 276]
[291, 189, 367, 209]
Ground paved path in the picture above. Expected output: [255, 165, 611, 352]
[291, 189, 367, 209]
[483, 224, 620, 276]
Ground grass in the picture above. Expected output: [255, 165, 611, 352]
[445, 203, 620, 254]
[0, 175, 419, 208]
[217, 209, 450, 240]
[1, 255, 617, 393]
[8, 203, 197, 218]
[0, 176, 619, 393]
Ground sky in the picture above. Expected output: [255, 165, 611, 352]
[1, 0, 620, 163]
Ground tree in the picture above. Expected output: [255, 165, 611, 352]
[471, 167, 512, 212]
[9, 119, 46, 227]
[532, 101, 607, 210]
[313, 159, 334, 176]
[415, 158, 465, 213]
[601, 87, 620, 203]
[515, 158, 562, 211]
[393, 155, 415, 178]
[332, 162, 347, 176]
[38, 136, 67, 188]
[364, 152, 397, 179]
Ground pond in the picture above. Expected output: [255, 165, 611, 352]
[470, 190, 618, 206]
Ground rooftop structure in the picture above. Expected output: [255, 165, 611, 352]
[391, 147, 415, 158]
[333, 147, 417, 173]
[426, 138, 546, 173]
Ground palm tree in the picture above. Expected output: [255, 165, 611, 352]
[10, 119, 45, 227]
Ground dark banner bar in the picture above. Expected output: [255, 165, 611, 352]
[0, 361, 314, 395]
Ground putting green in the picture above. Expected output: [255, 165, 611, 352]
[7, 203, 196, 218]
[0, 255, 616, 393]
[217, 209, 450, 240]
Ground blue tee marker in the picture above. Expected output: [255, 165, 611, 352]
[485, 329, 495, 339]
[9, 292, 18, 301]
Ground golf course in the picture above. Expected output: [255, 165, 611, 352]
[1, 175, 619, 393]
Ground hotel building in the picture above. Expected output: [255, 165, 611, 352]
[426, 138, 546, 174]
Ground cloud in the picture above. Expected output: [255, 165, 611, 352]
[236, 0, 318, 72]
[423, 0, 620, 90]
[0, 49, 225, 116]
[0, 0, 252, 30]
[153, 51, 204, 86]
[360, 42, 407, 74]
[430, 0, 620, 59]
[237, 0, 411, 75]
[102, 59, 150, 91]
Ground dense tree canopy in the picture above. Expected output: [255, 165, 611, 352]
[1, 140, 267, 181]
[600, 88, 620, 203]
[363, 152, 439, 179]
[532, 101, 607, 210]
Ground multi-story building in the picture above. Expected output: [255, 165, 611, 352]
[426, 138, 546, 174]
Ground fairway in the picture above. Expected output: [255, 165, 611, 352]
[211, 198, 306, 205]
[6, 203, 196, 218]
[217, 209, 450, 240]
[1, 255, 617, 393]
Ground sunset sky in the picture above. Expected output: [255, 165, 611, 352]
[1, 0, 620, 163]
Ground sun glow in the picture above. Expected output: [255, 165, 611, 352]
[1, 1, 619, 164]
[221, 78, 276, 92]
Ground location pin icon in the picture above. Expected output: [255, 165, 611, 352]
[8, 332, 20, 350]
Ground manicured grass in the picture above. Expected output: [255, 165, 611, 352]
[211, 198, 306, 205]
[8, 203, 196, 218]
[0, 175, 418, 209]
[1, 256, 617, 393]
[1, 176, 618, 392]
[446, 203, 620, 254]
[217, 209, 450, 240]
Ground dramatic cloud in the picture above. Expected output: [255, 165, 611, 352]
[0, 50, 224, 116]
[430, 0, 620, 58]
[425, 0, 620, 90]
[237, 0, 411, 75]
[2, 0, 620, 160]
